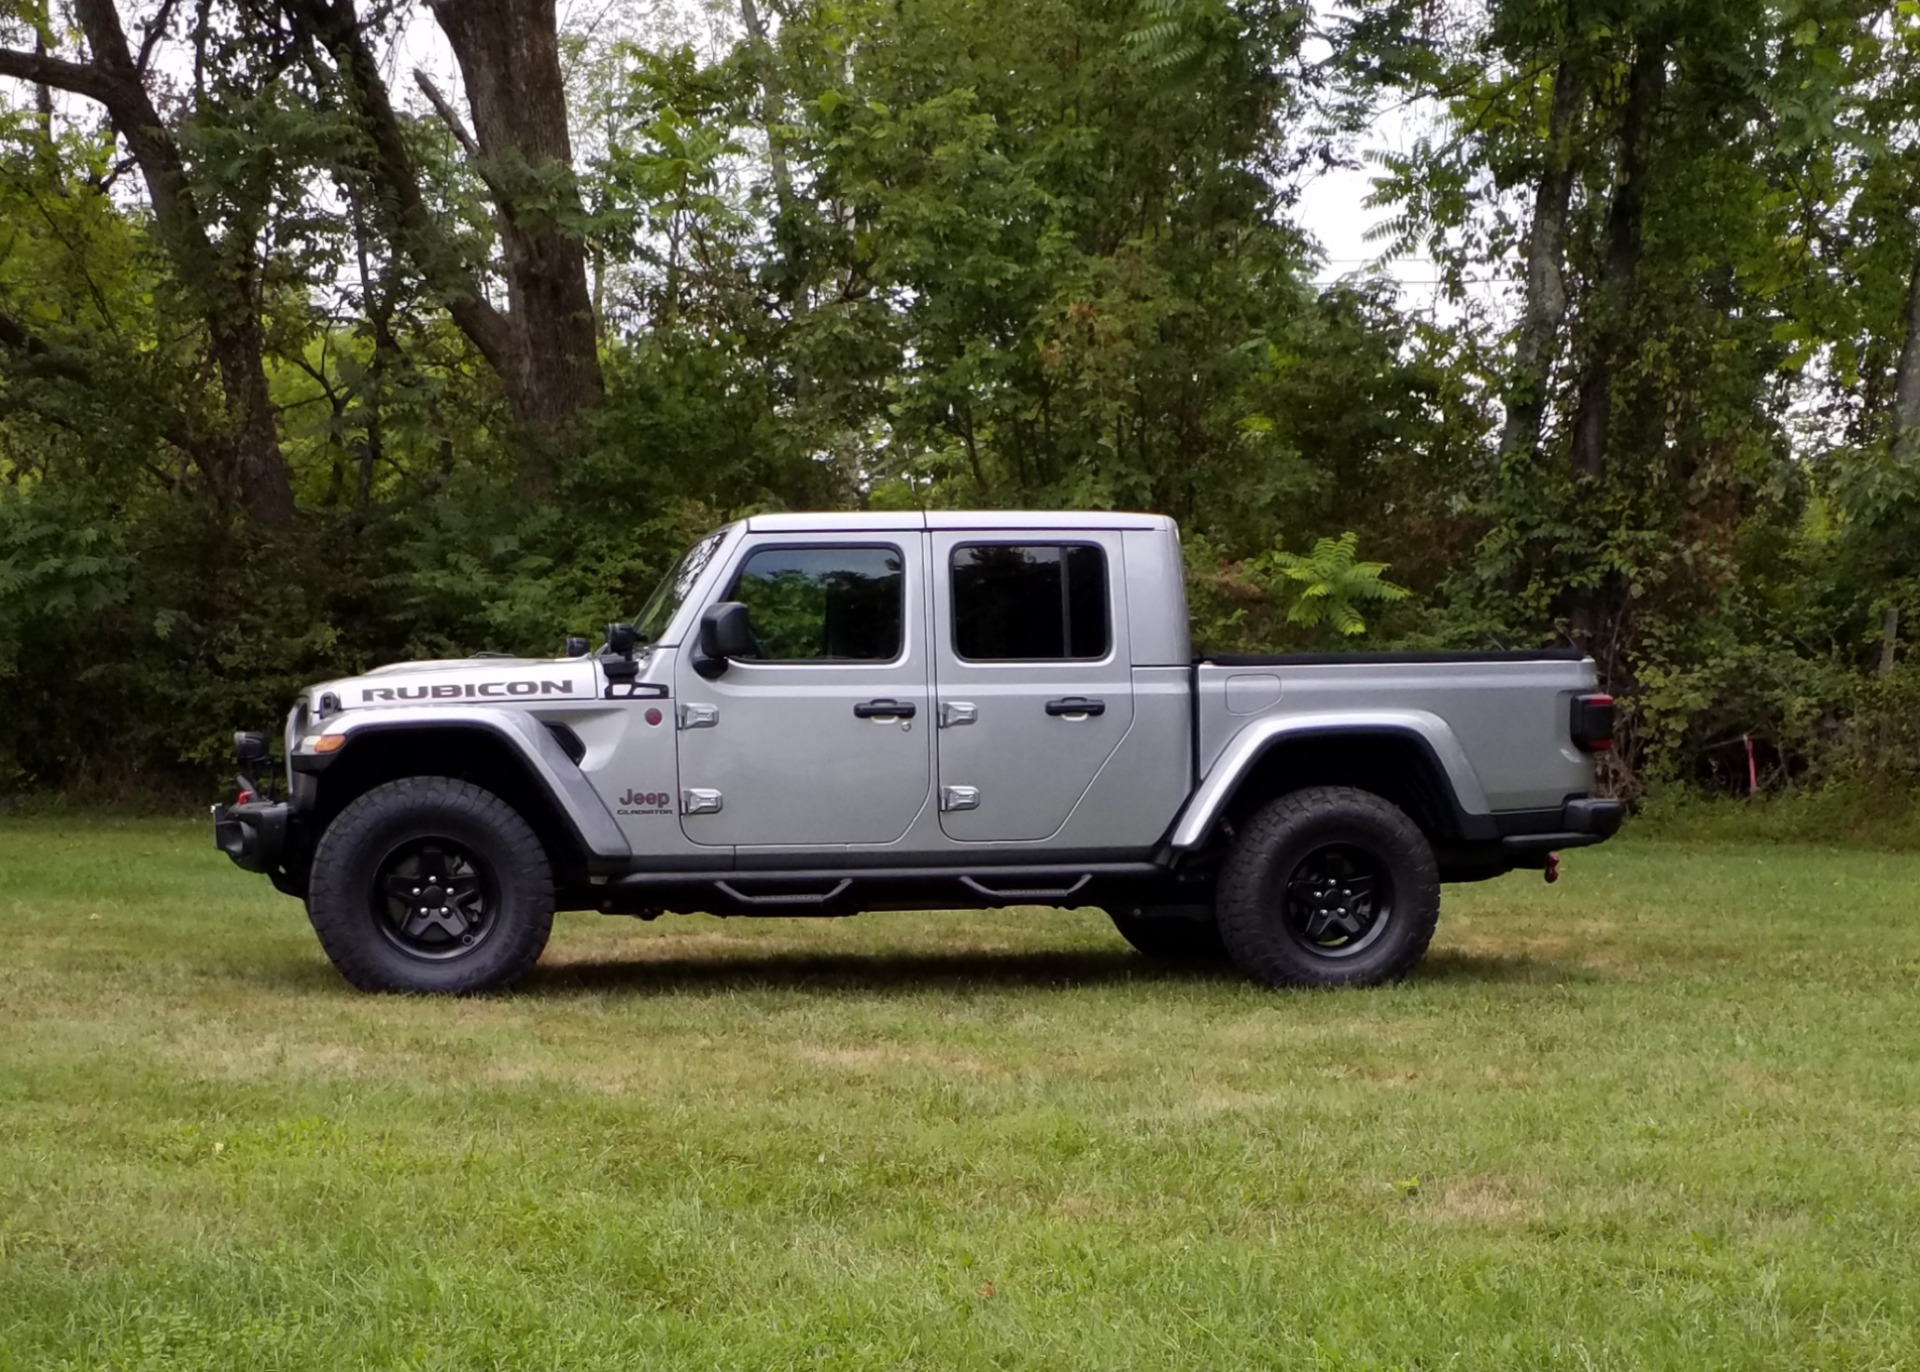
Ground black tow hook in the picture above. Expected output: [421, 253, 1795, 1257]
[1544, 851, 1561, 884]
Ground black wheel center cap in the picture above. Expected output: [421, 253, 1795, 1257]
[420, 885, 445, 906]
[1284, 843, 1391, 955]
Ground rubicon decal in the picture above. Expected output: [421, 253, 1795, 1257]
[361, 679, 574, 702]
[616, 787, 673, 816]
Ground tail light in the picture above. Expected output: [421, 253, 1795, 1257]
[1570, 694, 1615, 752]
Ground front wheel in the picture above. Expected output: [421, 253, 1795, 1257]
[306, 777, 554, 993]
[1216, 787, 1440, 989]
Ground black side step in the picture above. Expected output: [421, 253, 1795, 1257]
[960, 874, 1092, 902]
[593, 862, 1174, 917]
[712, 878, 854, 908]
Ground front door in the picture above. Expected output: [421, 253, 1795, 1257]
[930, 533, 1133, 844]
[674, 535, 932, 850]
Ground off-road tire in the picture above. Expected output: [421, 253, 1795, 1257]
[306, 777, 554, 993]
[1106, 907, 1227, 962]
[1216, 786, 1439, 989]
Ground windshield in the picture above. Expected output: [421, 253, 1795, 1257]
[633, 528, 728, 645]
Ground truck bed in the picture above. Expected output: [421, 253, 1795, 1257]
[1192, 650, 1598, 818]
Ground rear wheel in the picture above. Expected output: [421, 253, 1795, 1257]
[306, 777, 554, 993]
[1106, 906, 1226, 962]
[1216, 786, 1439, 989]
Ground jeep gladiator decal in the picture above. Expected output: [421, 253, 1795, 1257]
[361, 679, 574, 702]
[616, 787, 673, 816]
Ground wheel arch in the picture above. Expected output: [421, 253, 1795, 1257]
[295, 713, 628, 886]
[1170, 715, 1491, 852]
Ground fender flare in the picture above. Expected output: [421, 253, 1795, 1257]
[1166, 710, 1491, 851]
[292, 706, 630, 860]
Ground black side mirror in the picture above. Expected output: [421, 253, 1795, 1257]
[564, 634, 590, 658]
[693, 602, 755, 678]
[606, 622, 637, 658]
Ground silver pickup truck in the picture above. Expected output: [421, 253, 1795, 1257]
[214, 511, 1621, 993]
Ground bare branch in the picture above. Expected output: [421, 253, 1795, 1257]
[277, 0, 513, 375]
[413, 68, 481, 162]
[0, 46, 121, 106]
[135, 0, 183, 76]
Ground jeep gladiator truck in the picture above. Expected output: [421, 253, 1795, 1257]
[213, 511, 1622, 993]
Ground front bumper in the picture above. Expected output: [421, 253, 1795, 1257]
[212, 797, 291, 874]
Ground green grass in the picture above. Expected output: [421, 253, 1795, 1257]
[1632, 784, 1920, 852]
[3, 821, 1919, 1370]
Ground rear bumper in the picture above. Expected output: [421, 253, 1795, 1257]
[1498, 797, 1625, 864]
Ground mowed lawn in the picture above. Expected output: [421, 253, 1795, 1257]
[2, 820, 1918, 1370]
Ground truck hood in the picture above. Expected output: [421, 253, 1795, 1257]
[311, 657, 604, 710]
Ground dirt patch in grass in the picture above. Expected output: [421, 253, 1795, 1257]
[1423, 1173, 1546, 1227]
[1440, 927, 1648, 980]
[793, 1042, 1000, 1077]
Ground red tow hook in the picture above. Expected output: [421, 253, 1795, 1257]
[1544, 851, 1561, 884]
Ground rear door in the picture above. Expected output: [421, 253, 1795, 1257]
[673, 535, 931, 849]
[929, 533, 1132, 844]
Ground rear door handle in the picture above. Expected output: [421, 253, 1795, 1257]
[1045, 696, 1106, 717]
[853, 698, 917, 719]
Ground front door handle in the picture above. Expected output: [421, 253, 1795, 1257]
[1044, 696, 1106, 718]
[853, 698, 917, 720]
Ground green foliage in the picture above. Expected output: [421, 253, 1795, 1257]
[1259, 532, 1410, 638]
[1183, 528, 1418, 655]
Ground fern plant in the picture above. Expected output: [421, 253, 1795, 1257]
[1123, 0, 1223, 70]
[1255, 531, 1409, 638]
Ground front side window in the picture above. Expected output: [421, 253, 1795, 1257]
[725, 545, 904, 662]
[951, 543, 1109, 661]
[634, 528, 727, 645]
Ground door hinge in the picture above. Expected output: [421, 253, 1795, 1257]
[678, 703, 719, 730]
[939, 785, 980, 812]
[681, 788, 723, 815]
[937, 701, 978, 728]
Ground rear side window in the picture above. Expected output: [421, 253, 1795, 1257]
[951, 543, 1109, 661]
[726, 545, 903, 662]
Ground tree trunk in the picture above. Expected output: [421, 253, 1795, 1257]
[1561, 35, 1665, 652]
[0, 2, 297, 525]
[283, 0, 603, 495]
[428, 0, 604, 497]
[1497, 54, 1584, 465]
[32, 29, 55, 164]
[72, 0, 295, 526]
[1893, 248, 1920, 462]
[1568, 39, 1665, 483]
[738, 0, 794, 214]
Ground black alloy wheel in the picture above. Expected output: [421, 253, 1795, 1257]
[1282, 843, 1392, 958]
[373, 839, 497, 960]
